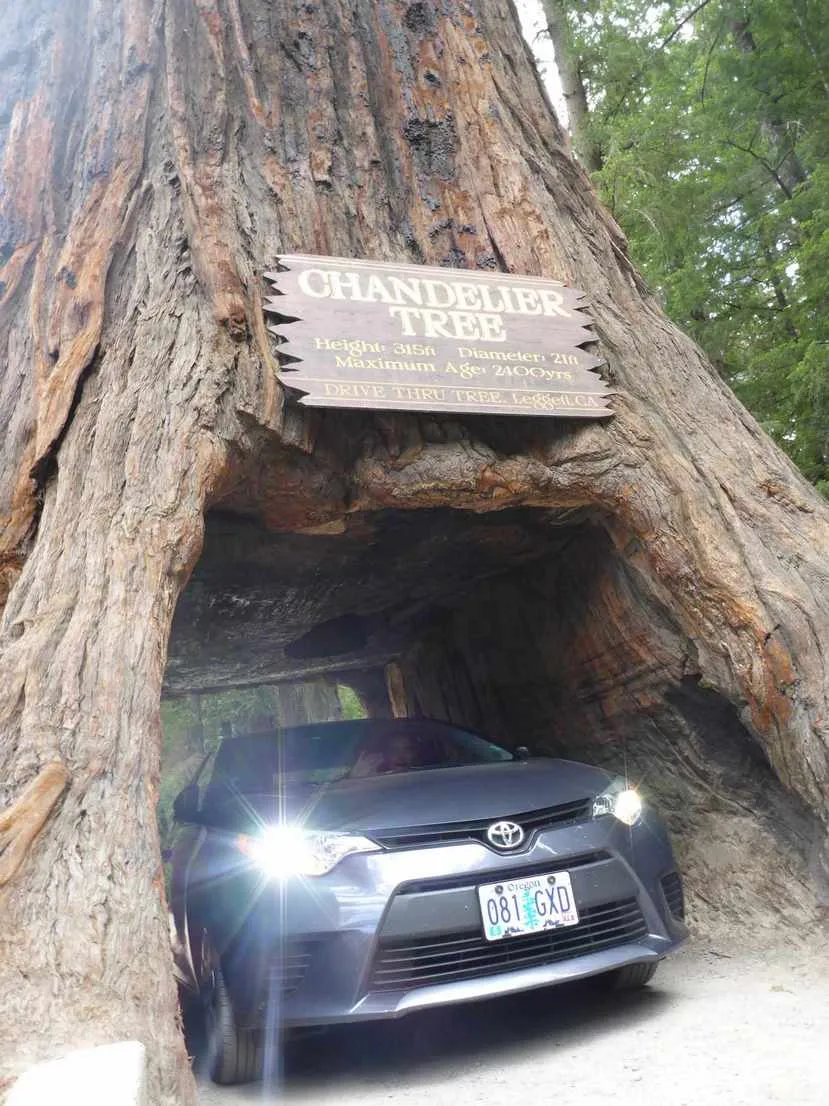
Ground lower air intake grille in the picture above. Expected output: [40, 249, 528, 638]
[237, 940, 316, 1027]
[260, 942, 314, 1003]
[660, 872, 685, 920]
[368, 897, 647, 993]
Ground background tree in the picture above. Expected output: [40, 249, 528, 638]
[541, 0, 829, 492]
[157, 682, 359, 850]
[0, 1, 827, 1103]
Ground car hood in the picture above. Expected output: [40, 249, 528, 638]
[205, 758, 614, 834]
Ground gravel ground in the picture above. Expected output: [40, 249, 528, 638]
[196, 938, 829, 1106]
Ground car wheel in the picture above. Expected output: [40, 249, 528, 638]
[205, 958, 260, 1085]
[612, 961, 659, 990]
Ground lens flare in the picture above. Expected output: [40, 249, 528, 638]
[235, 825, 380, 878]
[613, 788, 643, 826]
[592, 780, 643, 826]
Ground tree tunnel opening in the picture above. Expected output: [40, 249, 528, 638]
[161, 501, 821, 941]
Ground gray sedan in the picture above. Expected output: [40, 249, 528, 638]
[169, 718, 686, 1084]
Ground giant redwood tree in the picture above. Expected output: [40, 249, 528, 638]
[1, 0, 828, 1102]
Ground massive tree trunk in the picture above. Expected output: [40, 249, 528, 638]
[0, 0, 827, 1102]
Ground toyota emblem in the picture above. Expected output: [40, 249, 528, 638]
[486, 820, 525, 850]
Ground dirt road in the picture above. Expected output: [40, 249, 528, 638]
[196, 941, 828, 1106]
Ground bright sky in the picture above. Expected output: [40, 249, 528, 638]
[515, 0, 568, 123]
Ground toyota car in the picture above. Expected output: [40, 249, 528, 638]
[169, 718, 686, 1084]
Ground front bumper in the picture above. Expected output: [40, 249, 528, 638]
[202, 811, 687, 1029]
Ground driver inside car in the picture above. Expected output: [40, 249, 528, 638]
[349, 732, 421, 777]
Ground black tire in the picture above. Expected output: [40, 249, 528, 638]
[205, 961, 260, 1085]
[612, 961, 659, 990]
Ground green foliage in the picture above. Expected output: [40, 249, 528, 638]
[337, 683, 368, 720]
[158, 687, 282, 841]
[548, 0, 829, 491]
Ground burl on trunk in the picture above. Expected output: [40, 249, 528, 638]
[0, 0, 827, 1102]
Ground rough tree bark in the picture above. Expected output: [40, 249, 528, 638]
[0, 0, 827, 1102]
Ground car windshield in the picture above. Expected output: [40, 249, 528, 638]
[202, 719, 513, 798]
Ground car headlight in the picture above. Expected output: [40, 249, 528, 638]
[235, 825, 381, 878]
[591, 779, 643, 826]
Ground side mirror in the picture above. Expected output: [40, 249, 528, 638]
[515, 746, 531, 761]
[173, 783, 200, 824]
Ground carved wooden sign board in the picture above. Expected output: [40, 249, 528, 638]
[264, 255, 611, 419]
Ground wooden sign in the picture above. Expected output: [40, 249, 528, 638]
[264, 255, 611, 419]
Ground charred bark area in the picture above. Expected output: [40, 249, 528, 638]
[0, 0, 827, 1101]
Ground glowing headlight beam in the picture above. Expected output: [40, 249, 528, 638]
[235, 826, 380, 878]
[612, 788, 643, 826]
[591, 780, 643, 826]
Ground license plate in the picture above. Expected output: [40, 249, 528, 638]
[477, 871, 579, 942]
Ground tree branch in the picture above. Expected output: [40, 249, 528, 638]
[724, 138, 794, 200]
[606, 0, 718, 121]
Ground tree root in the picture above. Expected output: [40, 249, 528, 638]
[0, 763, 70, 886]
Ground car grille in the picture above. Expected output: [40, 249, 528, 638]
[371, 797, 593, 851]
[263, 941, 314, 999]
[240, 940, 316, 1026]
[660, 871, 685, 920]
[368, 897, 648, 993]
[394, 851, 610, 896]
